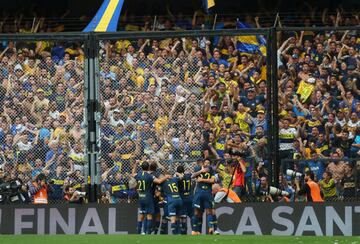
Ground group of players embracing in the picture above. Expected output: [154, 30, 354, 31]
[132, 159, 219, 235]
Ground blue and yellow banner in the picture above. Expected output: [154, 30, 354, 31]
[203, 0, 215, 13]
[83, 0, 124, 32]
[236, 21, 267, 56]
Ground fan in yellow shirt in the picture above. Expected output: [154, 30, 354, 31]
[233, 103, 251, 133]
[154, 108, 169, 134]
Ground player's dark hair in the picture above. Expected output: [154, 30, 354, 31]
[177, 165, 184, 174]
[141, 161, 150, 171]
[305, 171, 315, 180]
[325, 171, 332, 178]
[36, 173, 46, 182]
[149, 162, 157, 171]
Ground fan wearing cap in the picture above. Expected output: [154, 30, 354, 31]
[109, 108, 125, 127]
[236, 86, 265, 118]
[248, 108, 268, 136]
[14, 64, 24, 79]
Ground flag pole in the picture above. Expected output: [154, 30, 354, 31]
[152, 15, 157, 31]
[212, 13, 217, 30]
[31, 17, 36, 33]
[273, 13, 279, 28]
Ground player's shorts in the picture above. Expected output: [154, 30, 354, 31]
[180, 197, 193, 217]
[193, 191, 214, 210]
[162, 201, 170, 220]
[154, 199, 160, 215]
[167, 198, 183, 217]
[138, 197, 155, 215]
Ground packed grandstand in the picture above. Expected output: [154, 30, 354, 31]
[0, 1, 359, 207]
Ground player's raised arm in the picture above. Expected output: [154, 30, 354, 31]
[191, 167, 209, 179]
[196, 176, 215, 184]
[153, 174, 170, 184]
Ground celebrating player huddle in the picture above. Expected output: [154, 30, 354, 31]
[132, 159, 219, 235]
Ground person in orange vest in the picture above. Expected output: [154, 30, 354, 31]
[295, 171, 324, 202]
[29, 173, 52, 204]
[212, 183, 241, 203]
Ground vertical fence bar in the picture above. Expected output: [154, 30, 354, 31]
[270, 27, 279, 187]
[93, 35, 101, 201]
[265, 28, 273, 186]
[86, 33, 98, 203]
[83, 37, 90, 200]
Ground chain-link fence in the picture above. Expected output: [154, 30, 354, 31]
[0, 37, 88, 204]
[281, 158, 360, 202]
[1, 27, 358, 205]
[95, 31, 271, 203]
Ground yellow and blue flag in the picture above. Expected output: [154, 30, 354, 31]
[236, 21, 267, 56]
[83, 0, 124, 32]
[203, 0, 215, 13]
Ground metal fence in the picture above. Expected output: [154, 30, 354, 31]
[94, 30, 272, 203]
[0, 33, 89, 204]
[281, 158, 360, 202]
[0, 26, 359, 204]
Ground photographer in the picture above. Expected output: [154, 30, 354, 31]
[295, 171, 324, 202]
[0, 170, 30, 204]
[212, 183, 241, 203]
[28, 173, 53, 204]
[255, 176, 274, 202]
[64, 185, 86, 204]
[230, 153, 247, 198]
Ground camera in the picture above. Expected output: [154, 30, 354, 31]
[75, 191, 87, 197]
[269, 186, 289, 196]
[0, 180, 23, 204]
[286, 169, 303, 178]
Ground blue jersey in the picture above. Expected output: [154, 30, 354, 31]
[179, 173, 193, 199]
[162, 177, 181, 201]
[195, 167, 214, 193]
[109, 179, 128, 198]
[135, 171, 155, 199]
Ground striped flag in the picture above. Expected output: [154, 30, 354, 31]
[236, 21, 267, 56]
[83, 0, 124, 32]
[203, 0, 215, 13]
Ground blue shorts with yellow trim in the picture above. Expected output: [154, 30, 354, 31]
[193, 191, 214, 210]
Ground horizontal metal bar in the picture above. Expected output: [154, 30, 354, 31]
[277, 26, 360, 32]
[281, 158, 360, 163]
[0, 32, 88, 41]
[93, 29, 270, 40]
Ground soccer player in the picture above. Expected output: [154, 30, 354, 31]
[133, 161, 169, 234]
[149, 162, 162, 234]
[162, 170, 183, 235]
[191, 159, 216, 235]
[177, 165, 193, 235]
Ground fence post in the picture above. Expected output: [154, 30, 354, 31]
[270, 27, 279, 187]
[86, 33, 99, 203]
[265, 28, 273, 186]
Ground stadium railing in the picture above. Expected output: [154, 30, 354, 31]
[92, 29, 273, 203]
[0, 33, 89, 204]
[1, 26, 359, 204]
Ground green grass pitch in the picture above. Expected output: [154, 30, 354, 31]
[0, 235, 359, 244]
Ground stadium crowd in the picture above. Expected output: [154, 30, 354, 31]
[0, 14, 359, 206]
[0, 39, 87, 203]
